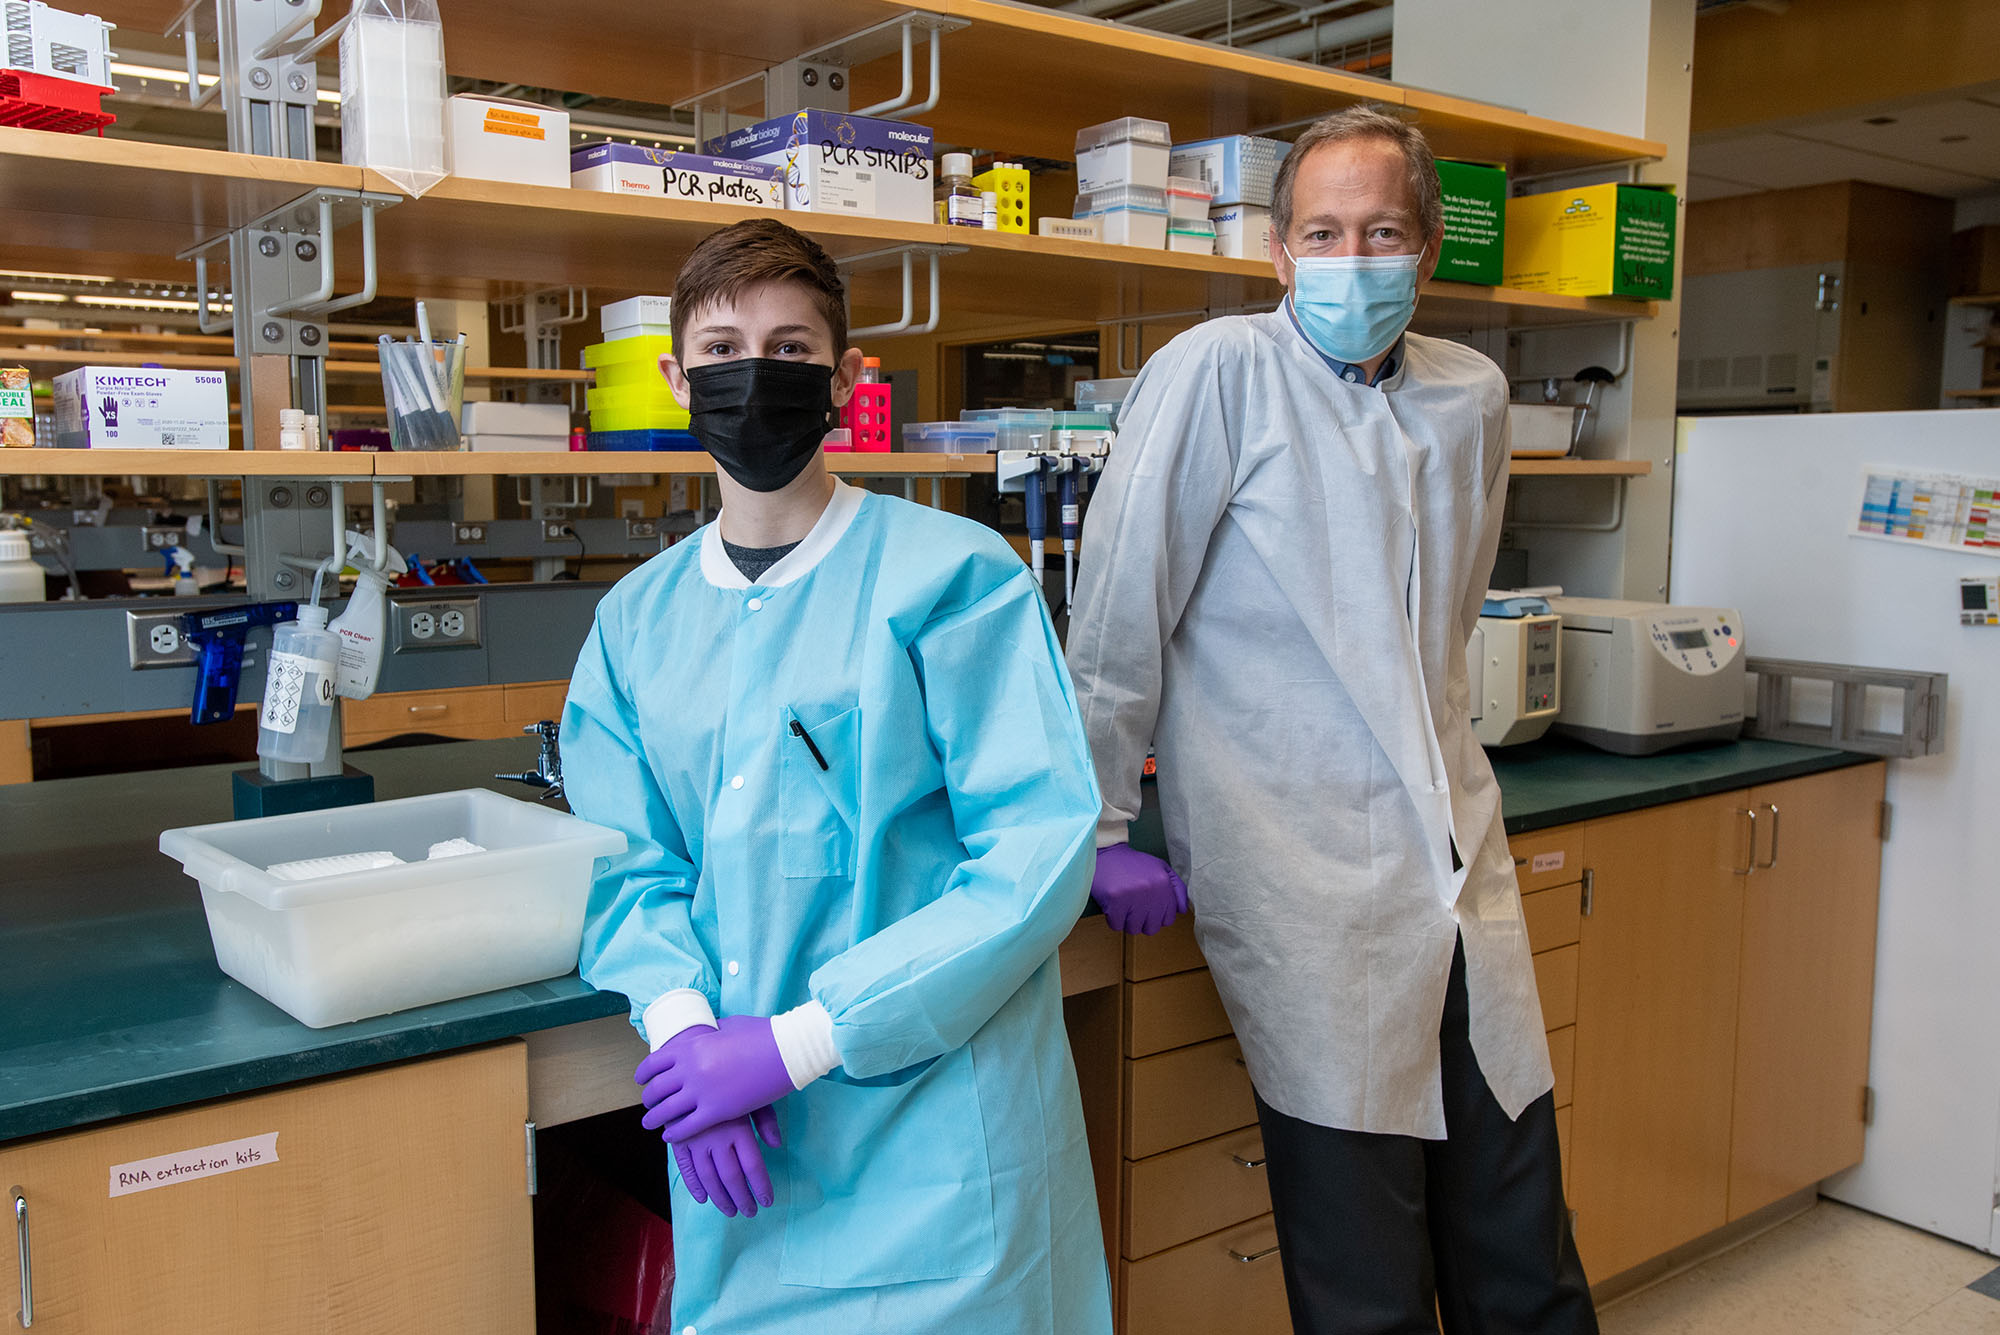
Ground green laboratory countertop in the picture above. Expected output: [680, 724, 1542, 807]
[0, 738, 627, 1145]
[2, 733, 1878, 1146]
[1487, 735, 1878, 835]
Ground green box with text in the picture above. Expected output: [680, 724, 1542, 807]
[1436, 159, 1507, 286]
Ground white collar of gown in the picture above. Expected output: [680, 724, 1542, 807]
[699, 478, 863, 590]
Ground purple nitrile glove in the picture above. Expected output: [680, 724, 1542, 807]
[1091, 843, 1189, 937]
[673, 1106, 782, 1218]
[637, 1013, 797, 1142]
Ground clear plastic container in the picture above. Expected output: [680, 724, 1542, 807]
[960, 406, 1057, 452]
[1075, 378, 1136, 412]
[1053, 410, 1114, 431]
[1074, 116, 1173, 155]
[1075, 184, 1169, 249]
[902, 421, 1000, 453]
[158, 789, 628, 1028]
[257, 606, 341, 766]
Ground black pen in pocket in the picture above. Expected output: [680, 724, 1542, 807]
[789, 718, 829, 771]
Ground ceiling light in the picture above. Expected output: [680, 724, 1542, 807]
[0, 269, 115, 284]
[72, 294, 231, 312]
[9, 292, 68, 303]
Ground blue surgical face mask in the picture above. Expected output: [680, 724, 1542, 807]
[1283, 247, 1424, 365]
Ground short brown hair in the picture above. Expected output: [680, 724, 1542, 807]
[671, 218, 849, 353]
[1271, 105, 1444, 250]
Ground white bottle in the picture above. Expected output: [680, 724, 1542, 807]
[304, 414, 322, 452]
[981, 190, 999, 230]
[328, 564, 391, 699]
[0, 530, 43, 603]
[278, 408, 307, 452]
[258, 605, 342, 764]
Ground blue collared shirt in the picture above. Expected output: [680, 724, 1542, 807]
[1283, 296, 1404, 387]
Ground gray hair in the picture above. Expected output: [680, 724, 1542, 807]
[1270, 105, 1444, 249]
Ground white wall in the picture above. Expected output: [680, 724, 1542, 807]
[1394, 0, 1656, 139]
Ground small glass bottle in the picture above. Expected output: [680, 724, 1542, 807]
[935, 152, 982, 228]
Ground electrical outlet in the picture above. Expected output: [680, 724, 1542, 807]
[390, 596, 481, 653]
[625, 517, 660, 541]
[542, 520, 573, 543]
[453, 523, 487, 545]
[141, 525, 185, 551]
[125, 610, 198, 670]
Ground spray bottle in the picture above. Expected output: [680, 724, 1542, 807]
[326, 532, 409, 700]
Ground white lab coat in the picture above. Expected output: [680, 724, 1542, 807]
[1066, 309, 1553, 1137]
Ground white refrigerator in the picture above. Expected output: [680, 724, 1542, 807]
[1672, 408, 2000, 1253]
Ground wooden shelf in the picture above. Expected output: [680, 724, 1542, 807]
[351, 176, 1653, 335]
[0, 328, 384, 357]
[1943, 387, 2000, 399]
[400, 0, 1665, 175]
[1509, 458, 1653, 476]
[1947, 293, 2000, 308]
[0, 448, 375, 477]
[0, 448, 994, 478]
[380, 451, 997, 477]
[1, 346, 589, 383]
[0, 127, 361, 280]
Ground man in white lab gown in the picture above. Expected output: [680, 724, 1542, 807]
[1066, 107, 1599, 1333]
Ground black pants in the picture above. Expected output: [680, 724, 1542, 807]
[1254, 938, 1598, 1335]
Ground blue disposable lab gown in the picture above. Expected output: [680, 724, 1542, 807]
[562, 481, 1112, 1335]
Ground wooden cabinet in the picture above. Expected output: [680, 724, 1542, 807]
[1563, 764, 1886, 1281]
[0, 1044, 533, 1334]
[1727, 766, 1887, 1221]
[1569, 791, 1749, 1281]
[343, 680, 566, 747]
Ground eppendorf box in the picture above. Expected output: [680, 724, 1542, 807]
[1503, 182, 1678, 299]
[711, 110, 933, 223]
[53, 366, 230, 449]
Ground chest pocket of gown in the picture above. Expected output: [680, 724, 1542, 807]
[780, 704, 859, 879]
[778, 1041, 997, 1287]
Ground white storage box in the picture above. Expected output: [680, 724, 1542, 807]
[53, 366, 229, 448]
[446, 94, 571, 189]
[1075, 116, 1171, 194]
[159, 790, 627, 1028]
[1075, 184, 1167, 249]
[1166, 175, 1214, 222]
[461, 401, 569, 436]
[1170, 135, 1291, 207]
[600, 295, 672, 342]
[1168, 218, 1217, 255]
[1211, 203, 1274, 259]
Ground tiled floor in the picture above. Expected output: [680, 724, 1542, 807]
[1600, 1201, 2000, 1334]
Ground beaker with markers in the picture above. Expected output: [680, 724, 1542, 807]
[379, 337, 465, 450]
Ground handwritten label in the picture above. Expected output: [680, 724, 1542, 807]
[1530, 851, 1566, 875]
[109, 1133, 279, 1198]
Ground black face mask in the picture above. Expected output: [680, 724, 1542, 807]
[684, 358, 838, 493]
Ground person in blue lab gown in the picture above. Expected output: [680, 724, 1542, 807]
[559, 218, 1114, 1335]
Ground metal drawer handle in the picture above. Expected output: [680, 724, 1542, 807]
[1513, 855, 1528, 867]
[1229, 1151, 1267, 1169]
[1733, 807, 1758, 876]
[1229, 1241, 1281, 1264]
[1757, 803, 1782, 870]
[13, 1188, 30, 1329]
[406, 703, 450, 715]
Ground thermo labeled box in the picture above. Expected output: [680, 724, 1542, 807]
[571, 143, 784, 208]
[711, 110, 934, 224]
[53, 366, 230, 449]
[1504, 182, 1678, 300]
[1436, 160, 1507, 286]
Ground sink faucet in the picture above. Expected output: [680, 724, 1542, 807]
[497, 719, 563, 802]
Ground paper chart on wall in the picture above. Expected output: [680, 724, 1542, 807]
[1853, 466, 2000, 558]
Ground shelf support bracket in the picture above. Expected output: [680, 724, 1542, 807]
[841, 245, 964, 341]
[498, 288, 592, 408]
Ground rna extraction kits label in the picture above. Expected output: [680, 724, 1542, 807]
[108, 1132, 280, 1197]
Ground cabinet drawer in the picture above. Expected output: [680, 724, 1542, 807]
[1523, 883, 1583, 954]
[1127, 914, 1207, 981]
[1123, 1126, 1271, 1261]
[1126, 968, 1233, 1059]
[1122, 1216, 1290, 1335]
[502, 681, 568, 725]
[1548, 1024, 1575, 1108]
[345, 686, 506, 737]
[1125, 1036, 1256, 1160]
[1534, 944, 1579, 1032]
[1510, 828, 1584, 893]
